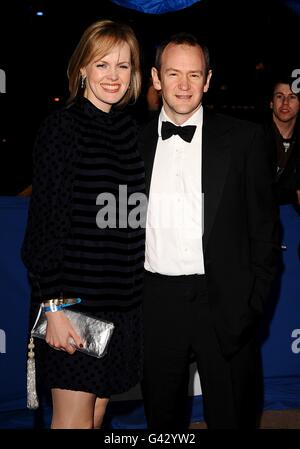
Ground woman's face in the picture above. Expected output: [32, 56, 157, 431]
[81, 42, 131, 112]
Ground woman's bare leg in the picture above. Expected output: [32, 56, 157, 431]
[51, 388, 96, 429]
[93, 397, 109, 429]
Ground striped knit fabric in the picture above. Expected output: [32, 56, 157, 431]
[27, 97, 145, 307]
[63, 98, 145, 306]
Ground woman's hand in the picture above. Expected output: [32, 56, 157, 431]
[45, 311, 83, 354]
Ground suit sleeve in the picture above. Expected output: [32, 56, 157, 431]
[246, 125, 280, 315]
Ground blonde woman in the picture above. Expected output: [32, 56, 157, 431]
[22, 20, 144, 429]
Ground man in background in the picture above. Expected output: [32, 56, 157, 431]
[264, 76, 300, 205]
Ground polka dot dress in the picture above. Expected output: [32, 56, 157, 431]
[24, 97, 145, 399]
[35, 304, 143, 397]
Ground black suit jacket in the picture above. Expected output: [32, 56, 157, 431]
[139, 110, 279, 358]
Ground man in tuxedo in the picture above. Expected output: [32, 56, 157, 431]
[139, 33, 279, 429]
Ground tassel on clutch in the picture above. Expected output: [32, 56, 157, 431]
[27, 337, 39, 409]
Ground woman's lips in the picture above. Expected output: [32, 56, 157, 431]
[101, 84, 120, 92]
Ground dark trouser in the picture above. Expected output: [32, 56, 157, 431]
[142, 271, 261, 429]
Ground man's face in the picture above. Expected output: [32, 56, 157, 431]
[152, 43, 212, 125]
[270, 83, 300, 124]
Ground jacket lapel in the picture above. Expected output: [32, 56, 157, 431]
[139, 118, 159, 196]
[202, 110, 231, 251]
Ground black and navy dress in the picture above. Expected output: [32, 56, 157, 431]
[22, 97, 145, 397]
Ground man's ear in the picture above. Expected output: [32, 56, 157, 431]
[270, 100, 274, 110]
[203, 69, 212, 93]
[151, 67, 162, 91]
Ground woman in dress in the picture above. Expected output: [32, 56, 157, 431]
[22, 19, 145, 429]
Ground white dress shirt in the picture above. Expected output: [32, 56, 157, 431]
[145, 106, 205, 275]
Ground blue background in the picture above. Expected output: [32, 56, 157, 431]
[0, 197, 299, 428]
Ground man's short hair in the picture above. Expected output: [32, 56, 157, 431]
[270, 73, 300, 100]
[154, 32, 211, 79]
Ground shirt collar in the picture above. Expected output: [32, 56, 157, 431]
[158, 106, 203, 137]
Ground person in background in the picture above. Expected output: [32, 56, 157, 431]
[22, 19, 145, 429]
[264, 76, 300, 205]
[139, 32, 279, 429]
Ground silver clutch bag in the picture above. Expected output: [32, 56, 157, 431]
[27, 306, 114, 409]
[31, 309, 114, 359]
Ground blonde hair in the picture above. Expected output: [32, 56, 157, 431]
[67, 20, 141, 107]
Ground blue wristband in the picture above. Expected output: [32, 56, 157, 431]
[43, 304, 63, 312]
[43, 297, 81, 313]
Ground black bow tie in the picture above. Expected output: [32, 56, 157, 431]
[161, 121, 196, 143]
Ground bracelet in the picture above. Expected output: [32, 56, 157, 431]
[43, 304, 64, 313]
[42, 297, 81, 313]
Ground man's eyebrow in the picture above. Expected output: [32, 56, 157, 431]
[165, 68, 203, 74]
[274, 91, 294, 95]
